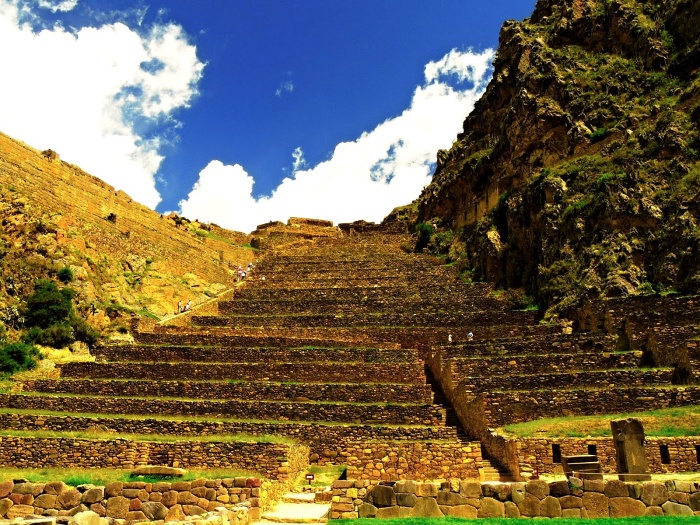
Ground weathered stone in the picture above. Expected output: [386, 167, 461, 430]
[34, 494, 57, 509]
[411, 497, 443, 518]
[582, 492, 609, 518]
[459, 481, 481, 499]
[57, 489, 82, 510]
[20, 494, 34, 505]
[81, 487, 105, 505]
[560, 495, 583, 509]
[14, 483, 44, 496]
[131, 465, 186, 477]
[671, 491, 690, 504]
[609, 497, 646, 517]
[395, 493, 417, 507]
[105, 496, 130, 519]
[89, 503, 105, 517]
[627, 482, 643, 499]
[177, 491, 200, 505]
[44, 481, 70, 495]
[0, 481, 13, 499]
[182, 504, 207, 516]
[583, 478, 606, 493]
[104, 483, 122, 498]
[0, 498, 13, 516]
[375, 505, 401, 518]
[394, 480, 418, 494]
[191, 486, 207, 498]
[604, 480, 629, 498]
[447, 504, 477, 518]
[415, 482, 438, 497]
[436, 491, 467, 506]
[66, 505, 88, 517]
[611, 418, 649, 474]
[474, 497, 502, 518]
[540, 495, 562, 517]
[511, 482, 526, 504]
[661, 501, 693, 516]
[549, 480, 570, 497]
[171, 481, 191, 491]
[690, 492, 700, 511]
[504, 501, 520, 518]
[165, 504, 186, 522]
[357, 503, 377, 518]
[645, 505, 664, 516]
[526, 480, 549, 499]
[368, 485, 394, 507]
[562, 508, 581, 518]
[126, 511, 147, 521]
[641, 481, 669, 506]
[483, 483, 511, 501]
[67, 510, 105, 525]
[517, 493, 541, 517]
[129, 498, 142, 511]
[141, 501, 168, 520]
[6, 503, 34, 519]
[161, 490, 179, 507]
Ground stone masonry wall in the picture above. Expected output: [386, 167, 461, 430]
[0, 437, 308, 482]
[330, 478, 700, 519]
[0, 478, 263, 522]
[340, 441, 481, 482]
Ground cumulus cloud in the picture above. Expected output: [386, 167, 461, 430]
[180, 47, 495, 233]
[0, 0, 203, 208]
[36, 0, 78, 12]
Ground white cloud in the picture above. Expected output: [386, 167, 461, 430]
[180, 47, 495, 233]
[36, 0, 78, 12]
[0, 0, 203, 208]
[275, 80, 294, 97]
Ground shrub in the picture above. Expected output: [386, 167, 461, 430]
[590, 127, 608, 143]
[0, 342, 40, 374]
[57, 267, 74, 283]
[70, 317, 99, 346]
[23, 323, 74, 348]
[23, 280, 75, 328]
[414, 222, 434, 253]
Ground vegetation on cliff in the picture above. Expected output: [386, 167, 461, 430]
[411, 0, 700, 315]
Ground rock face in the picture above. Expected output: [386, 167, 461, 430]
[412, 0, 700, 313]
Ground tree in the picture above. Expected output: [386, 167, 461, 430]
[23, 279, 75, 329]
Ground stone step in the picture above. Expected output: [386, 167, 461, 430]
[260, 502, 330, 523]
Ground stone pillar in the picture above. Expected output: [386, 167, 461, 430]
[610, 418, 651, 481]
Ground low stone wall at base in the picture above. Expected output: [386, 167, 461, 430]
[0, 478, 262, 522]
[330, 478, 700, 519]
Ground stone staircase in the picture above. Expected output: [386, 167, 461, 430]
[258, 492, 330, 524]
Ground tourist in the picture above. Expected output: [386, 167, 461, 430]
[184, 300, 192, 312]
[467, 331, 474, 341]
[177, 300, 182, 313]
[448, 333, 452, 344]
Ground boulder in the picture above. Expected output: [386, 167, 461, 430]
[395, 493, 417, 507]
[447, 504, 477, 518]
[641, 481, 669, 506]
[504, 501, 520, 518]
[525, 480, 549, 499]
[57, 489, 82, 510]
[411, 497, 443, 518]
[0, 481, 13, 499]
[105, 496, 130, 519]
[141, 501, 169, 520]
[67, 510, 106, 525]
[540, 495, 562, 517]
[477, 497, 504, 518]
[81, 487, 105, 505]
[661, 501, 693, 516]
[609, 497, 646, 517]
[582, 492, 609, 518]
[368, 485, 395, 507]
[357, 503, 377, 518]
[164, 504, 186, 522]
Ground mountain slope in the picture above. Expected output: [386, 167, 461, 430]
[414, 0, 700, 314]
[0, 131, 253, 330]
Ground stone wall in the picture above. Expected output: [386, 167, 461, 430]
[0, 478, 262, 522]
[0, 394, 443, 426]
[0, 436, 308, 482]
[0, 414, 459, 464]
[516, 436, 700, 475]
[23, 379, 433, 405]
[340, 442, 481, 482]
[330, 478, 700, 519]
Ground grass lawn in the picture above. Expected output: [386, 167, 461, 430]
[504, 405, 700, 437]
[337, 518, 699, 525]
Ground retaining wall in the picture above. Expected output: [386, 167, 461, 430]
[329, 478, 700, 519]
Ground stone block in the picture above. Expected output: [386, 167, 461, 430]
[641, 481, 669, 506]
[357, 503, 377, 518]
[89, 503, 105, 517]
[104, 483, 122, 498]
[0, 498, 13, 516]
[161, 490, 179, 507]
[604, 480, 629, 498]
[483, 483, 511, 501]
[411, 497, 444, 517]
[562, 508, 581, 518]
[66, 510, 104, 525]
[436, 491, 466, 506]
[177, 491, 200, 505]
[34, 494, 57, 509]
[346, 488, 357, 499]
[671, 491, 690, 504]
[129, 498, 142, 511]
[395, 493, 417, 507]
[182, 504, 207, 516]
[416, 482, 438, 497]
[164, 504, 185, 522]
[477, 497, 504, 518]
[627, 482, 643, 499]
[549, 480, 570, 497]
[583, 479, 606, 493]
[504, 501, 520, 518]
[81, 487, 105, 505]
[6, 504, 34, 519]
[126, 511, 147, 521]
[394, 480, 418, 494]
[0, 482, 13, 499]
[67, 504, 88, 516]
[511, 482, 526, 504]
[171, 481, 192, 491]
[368, 485, 394, 507]
[332, 480, 354, 489]
[190, 486, 207, 498]
[44, 481, 69, 495]
[376, 506, 401, 518]
[559, 495, 582, 509]
[661, 501, 693, 516]
[447, 504, 477, 518]
[582, 492, 609, 518]
[517, 493, 541, 517]
[690, 492, 700, 511]
[609, 497, 646, 517]
[645, 506, 664, 516]
[14, 483, 44, 496]
[459, 481, 481, 499]
[57, 489, 82, 510]
[540, 496, 562, 517]
[526, 480, 549, 499]
[105, 496, 130, 519]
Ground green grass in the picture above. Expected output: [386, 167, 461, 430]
[337, 518, 698, 525]
[0, 466, 257, 486]
[504, 405, 700, 438]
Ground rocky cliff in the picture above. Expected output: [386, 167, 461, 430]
[0, 132, 254, 331]
[413, 0, 700, 314]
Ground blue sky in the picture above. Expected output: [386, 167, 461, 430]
[0, 0, 536, 232]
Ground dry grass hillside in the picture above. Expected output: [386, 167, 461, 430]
[0, 131, 254, 331]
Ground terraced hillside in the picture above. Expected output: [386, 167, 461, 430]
[1, 222, 698, 494]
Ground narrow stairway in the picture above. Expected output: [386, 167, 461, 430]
[257, 491, 330, 524]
